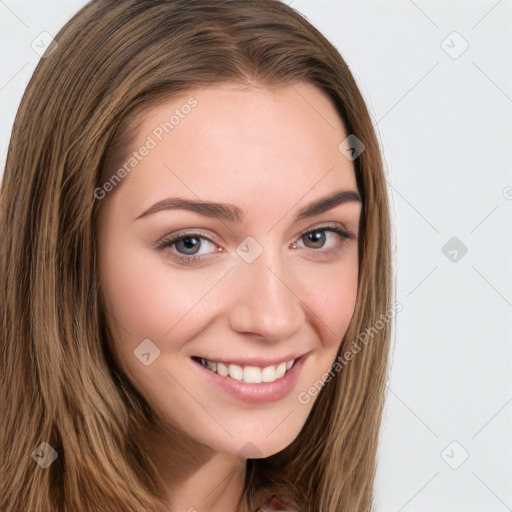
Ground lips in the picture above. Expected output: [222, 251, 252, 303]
[191, 353, 308, 403]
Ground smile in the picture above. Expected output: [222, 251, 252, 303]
[192, 356, 296, 383]
[190, 353, 309, 403]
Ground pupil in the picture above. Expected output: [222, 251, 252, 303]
[178, 237, 200, 254]
[306, 231, 325, 248]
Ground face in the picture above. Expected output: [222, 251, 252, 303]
[97, 81, 362, 459]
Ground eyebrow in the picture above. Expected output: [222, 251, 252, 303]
[135, 189, 362, 223]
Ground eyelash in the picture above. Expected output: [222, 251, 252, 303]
[154, 224, 353, 266]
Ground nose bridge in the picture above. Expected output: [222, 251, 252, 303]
[228, 238, 305, 340]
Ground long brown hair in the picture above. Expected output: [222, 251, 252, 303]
[1, 1, 395, 510]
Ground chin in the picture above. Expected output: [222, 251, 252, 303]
[200, 415, 305, 460]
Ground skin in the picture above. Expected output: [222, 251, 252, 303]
[97, 81, 362, 512]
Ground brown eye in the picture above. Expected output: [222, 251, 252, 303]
[296, 226, 351, 251]
[302, 230, 327, 249]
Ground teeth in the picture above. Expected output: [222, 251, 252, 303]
[261, 365, 276, 382]
[275, 362, 286, 378]
[228, 364, 243, 380]
[197, 357, 296, 383]
[217, 362, 229, 377]
[243, 366, 262, 383]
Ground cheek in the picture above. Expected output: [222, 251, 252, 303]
[300, 255, 359, 349]
[98, 238, 212, 401]
[99, 235, 214, 341]
[291, 260, 358, 414]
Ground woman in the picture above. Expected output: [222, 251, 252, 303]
[0, 1, 395, 511]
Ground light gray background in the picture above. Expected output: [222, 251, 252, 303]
[1, 1, 511, 511]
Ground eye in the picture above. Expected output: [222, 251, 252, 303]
[293, 224, 352, 252]
[168, 234, 209, 256]
[154, 230, 221, 265]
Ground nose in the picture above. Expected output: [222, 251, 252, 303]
[227, 246, 306, 341]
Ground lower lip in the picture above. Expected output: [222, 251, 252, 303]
[191, 354, 308, 404]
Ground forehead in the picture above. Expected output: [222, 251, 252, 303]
[106, 82, 357, 218]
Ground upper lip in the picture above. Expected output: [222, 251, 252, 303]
[192, 352, 308, 367]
